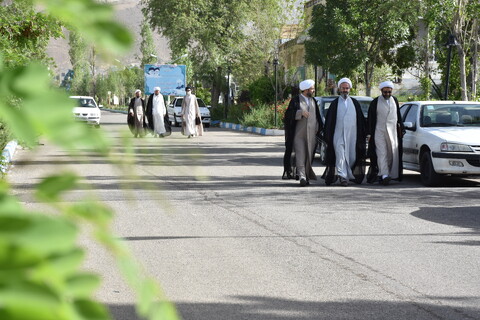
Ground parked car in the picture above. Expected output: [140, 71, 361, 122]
[314, 95, 373, 163]
[69, 96, 101, 127]
[315, 95, 373, 122]
[167, 97, 211, 128]
[400, 101, 480, 186]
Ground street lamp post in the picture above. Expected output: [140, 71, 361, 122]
[226, 66, 231, 120]
[273, 58, 279, 128]
[444, 34, 458, 100]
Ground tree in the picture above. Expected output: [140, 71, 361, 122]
[140, 19, 157, 67]
[305, 0, 420, 96]
[142, 0, 287, 108]
[0, 0, 63, 69]
[423, 0, 480, 101]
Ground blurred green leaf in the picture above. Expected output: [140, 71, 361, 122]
[0, 214, 77, 267]
[35, 172, 79, 202]
[65, 273, 101, 298]
[67, 201, 113, 227]
[73, 299, 111, 320]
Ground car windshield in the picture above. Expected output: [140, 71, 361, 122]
[73, 98, 97, 108]
[175, 98, 207, 107]
[421, 104, 480, 127]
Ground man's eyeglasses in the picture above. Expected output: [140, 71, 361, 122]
[382, 91, 392, 94]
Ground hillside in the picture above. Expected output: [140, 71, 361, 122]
[47, 0, 171, 78]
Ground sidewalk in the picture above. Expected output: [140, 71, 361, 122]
[219, 121, 284, 136]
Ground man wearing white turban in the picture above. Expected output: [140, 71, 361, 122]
[283, 79, 323, 186]
[128, 89, 146, 137]
[366, 81, 404, 185]
[146, 87, 171, 137]
[322, 78, 366, 186]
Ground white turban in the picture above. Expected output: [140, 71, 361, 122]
[153, 87, 161, 91]
[337, 78, 352, 88]
[379, 81, 394, 90]
[135, 89, 141, 94]
[299, 79, 315, 91]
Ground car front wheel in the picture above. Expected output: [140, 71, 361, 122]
[420, 151, 441, 187]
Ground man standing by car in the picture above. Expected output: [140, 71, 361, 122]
[128, 89, 147, 138]
[322, 78, 366, 186]
[283, 79, 323, 186]
[146, 87, 170, 137]
[366, 81, 404, 185]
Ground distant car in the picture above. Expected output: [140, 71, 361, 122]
[167, 97, 211, 128]
[69, 96, 101, 127]
[400, 101, 480, 186]
[315, 95, 373, 163]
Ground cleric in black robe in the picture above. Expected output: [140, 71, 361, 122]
[128, 89, 147, 137]
[322, 78, 366, 186]
[282, 80, 323, 182]
[366, 81, 405, 184]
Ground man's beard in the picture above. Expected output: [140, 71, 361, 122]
[340, 93, 348, 99]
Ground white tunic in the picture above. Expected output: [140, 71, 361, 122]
[334, 96, 357, 179]
[152, 94, 166, 135]
[375, 96, 399, 178]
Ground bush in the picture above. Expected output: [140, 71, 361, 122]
[248, 76, 274, 105]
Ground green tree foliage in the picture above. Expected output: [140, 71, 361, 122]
[142, 0, 287, 107]
[0, 0, 63, 68]
[140, 19, 157, 67]
[422, 0, 480, 100]
[0, 0, 179, 319]
[305, 0, 419, 95]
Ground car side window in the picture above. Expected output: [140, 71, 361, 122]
[404, 104, 418, 126]
[400, 104, 411, 120]
[175, 99, 182, 107]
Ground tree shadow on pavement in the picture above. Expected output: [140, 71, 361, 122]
[107, 295, 480, 320]
[411, 206, 480, 246]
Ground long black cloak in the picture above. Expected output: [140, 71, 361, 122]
[282, 95, 323, 179]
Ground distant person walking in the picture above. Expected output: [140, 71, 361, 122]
[181, 86, 203, 138]
[283, 79, 323, 186]
[146, 87, 170, 137]
[128, 89, 147, 138]
[366, 81, 404, 185]
[322, 78, 366, 186]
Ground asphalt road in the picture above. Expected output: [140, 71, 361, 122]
[8, 110, 480, 320]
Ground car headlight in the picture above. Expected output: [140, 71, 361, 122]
[440, 142, 473, 152]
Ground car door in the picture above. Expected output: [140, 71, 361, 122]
[167, 98, 176, 123]
[401, 103, 419, 165]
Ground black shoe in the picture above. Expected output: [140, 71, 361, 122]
[300, 178, 308, 186]
[381, 176, 391, 186]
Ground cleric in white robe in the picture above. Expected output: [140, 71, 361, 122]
[181, 86, 203, 138]
[282, 79, 323, 186]
[366, 81, 404, 185]
[322, 78, 366, 186]
[146, 87, 170, 137]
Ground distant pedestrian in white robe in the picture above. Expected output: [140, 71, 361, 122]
[152, 88, 166, 136]
[181, 87, 203, 138]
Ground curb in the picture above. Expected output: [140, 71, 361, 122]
[102, 108, 127, 114]
[1, 140, 18, 173]
[220, 122, 284, 136]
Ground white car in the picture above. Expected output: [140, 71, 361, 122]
[400, 101, 480, 186]
[167, 97, 211, 128]
[69, 96, 101, 127]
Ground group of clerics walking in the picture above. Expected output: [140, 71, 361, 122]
[127, 86, 204, 139]
[126, 78, 402, 187]
[283, 78, 405, 187]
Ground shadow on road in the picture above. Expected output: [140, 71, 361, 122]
[107, 295, 480, 320]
